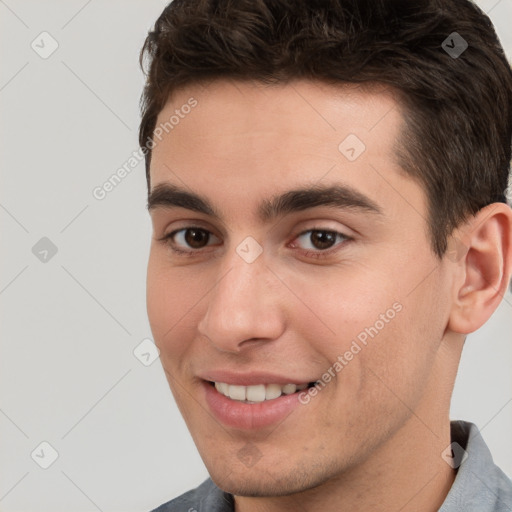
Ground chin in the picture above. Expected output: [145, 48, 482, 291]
[208, 461, 337, 498]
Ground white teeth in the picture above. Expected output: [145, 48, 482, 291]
[214, 382, 307, 402]
[282, 383, 297, 395]
[215, 382, 228, 395]
[228, 385, 246, 401]
[265, 383, 282, 400]
[246, 384, 266, 402]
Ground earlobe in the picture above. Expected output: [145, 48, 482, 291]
[447, 203, 512, 335]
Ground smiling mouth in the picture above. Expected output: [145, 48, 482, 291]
[209, 381, 316, 403]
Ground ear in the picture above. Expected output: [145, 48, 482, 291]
[447, 202, 512, 334]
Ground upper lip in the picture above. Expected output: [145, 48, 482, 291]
[199, 370, 314, 386]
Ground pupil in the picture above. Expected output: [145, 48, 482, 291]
[311, 231, 335, 249]
[185, 229, 209, 248]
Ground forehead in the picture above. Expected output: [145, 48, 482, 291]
[153, 79, 401, 151]
[149, 79, 426, 221]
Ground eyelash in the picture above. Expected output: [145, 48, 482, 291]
[157, 226, 352, 260]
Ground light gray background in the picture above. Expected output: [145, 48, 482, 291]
[0, 1, 511, 511]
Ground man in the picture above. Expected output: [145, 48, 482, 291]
[139, 0, 512, 510]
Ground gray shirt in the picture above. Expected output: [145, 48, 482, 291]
[151, 421, 512, 511]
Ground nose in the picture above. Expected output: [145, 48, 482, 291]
[197, 243, 286, 353]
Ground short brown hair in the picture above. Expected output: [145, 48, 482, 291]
[139, 0, 512, 256]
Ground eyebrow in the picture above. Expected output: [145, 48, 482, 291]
[147, 182, 383, 222]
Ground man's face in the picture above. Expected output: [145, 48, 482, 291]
[146, 80, 454, 496]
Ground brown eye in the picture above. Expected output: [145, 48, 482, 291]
[162, 227, 221, 253]
[291, 229, 350, 258]
[184, 228, 210, 248]
[309, 230, 337, 250]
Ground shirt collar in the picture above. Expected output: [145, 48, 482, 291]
[439, 420, 512, 511]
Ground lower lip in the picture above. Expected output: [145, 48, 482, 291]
[203, 381, 304, 430]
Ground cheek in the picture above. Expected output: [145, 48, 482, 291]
[289, 263, 402, 353]
[348, 273, 448, 412]
[146, 255, 201, 360]
[146, 258, 209, 416]
[146, 259, 173, 342]
[292, 260, 444, 395]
